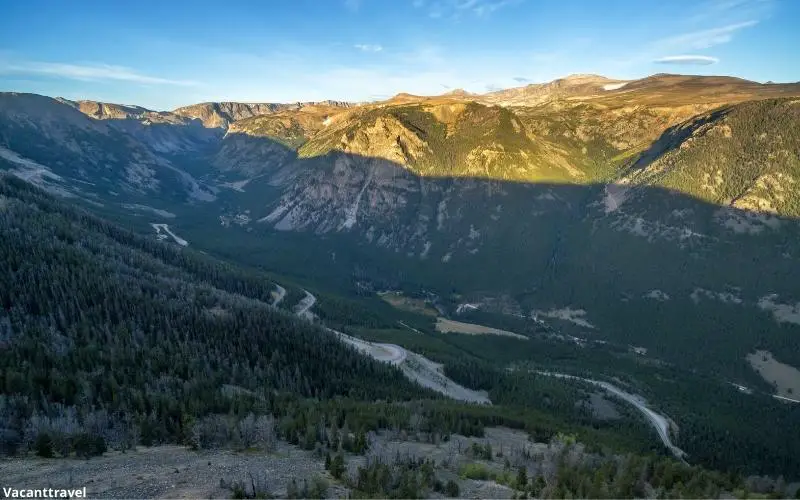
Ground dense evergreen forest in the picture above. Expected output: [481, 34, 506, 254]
[344, 313, 800, 480]
[0, 174, 434, 454]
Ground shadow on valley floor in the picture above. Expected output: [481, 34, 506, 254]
[134, 130, 800, 387]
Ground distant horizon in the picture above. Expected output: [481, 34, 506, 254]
[1, 0, 798, 110]
[6, 71, 799, 112]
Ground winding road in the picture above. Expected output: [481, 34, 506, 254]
[536, 371, 688, 462]
[285, 290, 685, 445]
[293, 290, 316, 320]
[290, 290, 489, 403]
[271, 284, 286, 307]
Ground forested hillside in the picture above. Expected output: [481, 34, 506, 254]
[0, 174, 431, 454]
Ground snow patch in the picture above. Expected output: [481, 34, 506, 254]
[602, 82, 628, 91]
[261, 202, 291, 224]
[0, 147, 60, 179]
[219, 213, 252, 227]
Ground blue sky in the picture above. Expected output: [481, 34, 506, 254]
[1, 0, 797, 110]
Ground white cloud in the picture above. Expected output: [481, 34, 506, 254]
[1, 61, 198, 86]
[688, 0, 773, 24]
[354, 44, 383, 52]
[425, 0, 521, 19]
[653, 55, 720, 65]
[603, 18, 759, 71]
[512, 76, 531, 83]
[655, 21, 757, 50]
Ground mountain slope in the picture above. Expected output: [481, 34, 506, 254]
[0, 173, 432, 447]
[212, 98, 800, 390]
[482, 73, 800, 108]
[0, 93, 217, 204]
[60, 98, 223, 154]
[616, 98, 800, 219]
[4, 75, 800, 482]
[2, 78, 800, 391]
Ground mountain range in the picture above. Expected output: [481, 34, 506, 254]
[2, 72, 800, 391]
[3, 72, 800, 488]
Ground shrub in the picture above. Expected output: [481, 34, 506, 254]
[34, 432, 54, 458]
[460, 462, 490, 481]
[446, 479, 460, 498]
[330, 453, 346, 480]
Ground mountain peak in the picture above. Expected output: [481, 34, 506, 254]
[443, 88, 472, 96]
[561, 73, 610, 80]
[554, 74, 615, 85]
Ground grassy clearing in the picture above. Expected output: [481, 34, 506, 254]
[746, 350, 800, 399]
[435, 317, 527, 340]
[379, 291, 439, 316]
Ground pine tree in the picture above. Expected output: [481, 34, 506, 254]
[517, 466, 528, 490]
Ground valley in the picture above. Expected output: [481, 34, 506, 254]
[2, 72, 800, 496]
[293, 287, 687, 456]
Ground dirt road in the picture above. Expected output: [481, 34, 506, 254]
[536, 371, 687, 461]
